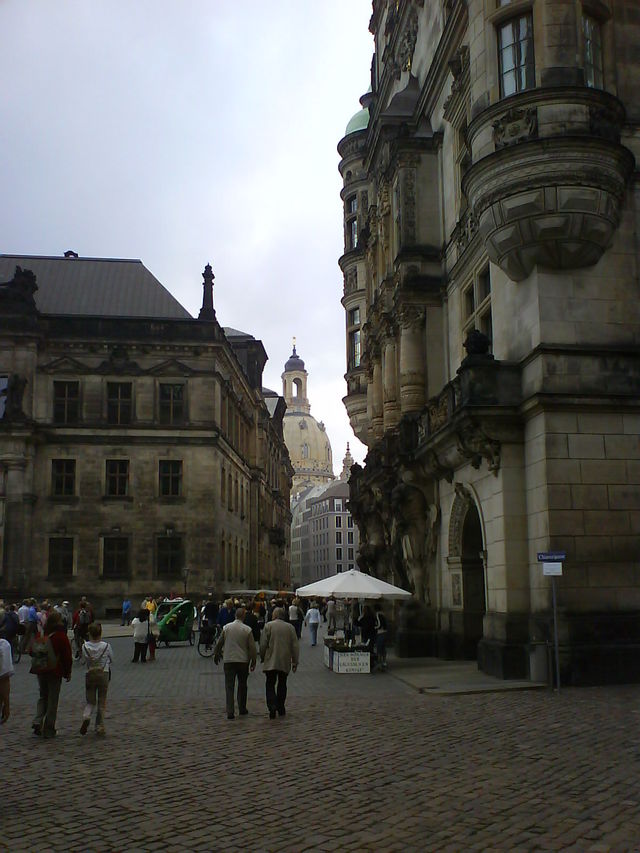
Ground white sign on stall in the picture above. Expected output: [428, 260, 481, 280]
[333, 651, 370, 674]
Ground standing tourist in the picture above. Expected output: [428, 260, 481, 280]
[80, 622, 113, 736]
[326, 597, 337, 635]
[288, 597, 304, 639]
[121, 597, 132, 626]
[30, 611, 72, 738]
[147, 608, 160, 661]
[304, 601, 322, 647]
[213, 606, 257, 720]
[216, 598, 235, 628]
[131, 608, 150, 663]
[259, 607, 299, 719]
[0, 636, 14, 723]
[22, 599, 39, 653]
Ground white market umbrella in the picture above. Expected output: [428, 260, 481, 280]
[296, 569, 412, 600]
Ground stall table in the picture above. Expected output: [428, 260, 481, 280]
[323, 638, 370, 673]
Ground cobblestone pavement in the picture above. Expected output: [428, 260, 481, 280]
[3, 627, 640, 852]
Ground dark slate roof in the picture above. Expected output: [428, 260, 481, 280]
[224, 327, 255, 340]
[0, 254, 192, 319]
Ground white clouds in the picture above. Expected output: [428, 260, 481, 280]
[0, 0, 373, 465]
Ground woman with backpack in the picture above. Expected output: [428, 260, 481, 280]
[80, 622, 113, 736]
[30, 610, 72, 738]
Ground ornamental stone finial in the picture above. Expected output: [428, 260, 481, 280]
[199, 263, 216, 321]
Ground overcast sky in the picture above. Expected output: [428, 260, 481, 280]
[0, 0, 373, 466]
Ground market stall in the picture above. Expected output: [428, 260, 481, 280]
[296, 569, 412, 673]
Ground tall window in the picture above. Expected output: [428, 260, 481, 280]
[157, 535, 183, 578]
[52, 459, 76, 497]
[102, 537, 129, 578]
[53, 381, 79, 425]
[106, 460, 129, 497]
[347, 306, 362, 370]
[336, 531, 342, 545]
[498, 13, 535, 97]
[335, 516, 342, 529]
[159, 383, 184, 425]
[48, 537, 74, 577]
[583, 14, 603, 89]
[346, 194, 358, 250]
[462, 266, 492, 354]
[221, 467, 226, 506]
[159, 460, 182, 497]
[336, 547, 343, 561]
[107, 382, 132, 425]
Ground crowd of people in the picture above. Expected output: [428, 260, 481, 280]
[0, 590, 389, 733]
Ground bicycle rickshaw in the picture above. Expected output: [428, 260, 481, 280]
[156, 599, 196, 646]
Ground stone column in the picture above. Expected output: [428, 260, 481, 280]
[399, 306, 426, 414]
[371, 348, 384, 441]
[3, 453, 34, 592]
[382, 322, 400, 431]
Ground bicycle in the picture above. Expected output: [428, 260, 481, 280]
[197, 620, 221, 657]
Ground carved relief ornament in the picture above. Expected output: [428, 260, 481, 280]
[492, 107, 538, 150]
[398, 304, 425, 329]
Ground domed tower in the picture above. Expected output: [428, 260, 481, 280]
[338, 91, 371, 446]
[282, 340, 334, 494]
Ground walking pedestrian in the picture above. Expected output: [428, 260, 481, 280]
[288, 597, 304, 639]
[30, 611, 72, 738]
[131, 609, 150, 662]
[213, 606, 256, 719]
[259, 607, 299, 719]
[80, 623, 113, 736]
[304, 602, 322, 646]
[0, 637, 14, 724]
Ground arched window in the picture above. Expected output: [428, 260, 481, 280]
[301, 443, 309, 459]
[293, 377, 302, 398]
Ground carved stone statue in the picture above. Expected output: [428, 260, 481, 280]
[1, 374, 28, 421]
[391, 481, 430, 604]
[0, 266, 38, 312]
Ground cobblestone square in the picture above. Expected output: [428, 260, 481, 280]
[3, 628, 640, 852]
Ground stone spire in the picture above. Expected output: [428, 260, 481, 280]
[198, 263, 216, 321]
[340, 442, 354, 480]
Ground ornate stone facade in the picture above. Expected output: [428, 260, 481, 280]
[339, 0, 640, 684]
[0, 255, 292, 613]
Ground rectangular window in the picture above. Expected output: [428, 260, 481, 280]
[102, 536, 129, 578]
[348, 531, 354, 544]
[478, 267, 491, 303]
[348, 307, 360, 326]
[336, 547, 343, 561]
[583, 14, 603, 89]
[349, 329, 361, 369]
[157, 535, 183, 578]
[335, 516, 342, 529]
[348, 563, 354, 571]
[498, 13, 535, 97]
[106, 459, 129, 497]
[347, 195, 357, 215]
[48, 537, 74, 577]
[107, 382, 132, 425]
[0, 376, 8, 419]
[336, 531, 342, 545]
[347, 516, 354, 528]
[159, 383, 184, 425]
[159, 460, 182, 497]
[53, 381, 79, 425]
[348, 547, 354, 560]
[335, 499, 343, 512]
[52, 459, 76, 497]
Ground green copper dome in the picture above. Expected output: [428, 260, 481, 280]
[345, 106, 369, 135]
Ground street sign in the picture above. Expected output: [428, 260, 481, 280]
[537, 551, 566, 562]
[543, 561, 563, 576]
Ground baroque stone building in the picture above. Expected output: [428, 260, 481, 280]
[338, 0, 639, 683]
[0, 254, 292, 613]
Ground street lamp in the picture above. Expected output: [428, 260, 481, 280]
[181, 566, 190, 597]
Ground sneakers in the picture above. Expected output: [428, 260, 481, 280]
[96, 726, 106, 736]
[269, 709, 276, 719]
[32, 724, 42, 736]
[80, 719, 90, 736]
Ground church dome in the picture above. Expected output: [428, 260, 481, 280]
[284, 345, 305, 372]
[283, 412, 334, 486]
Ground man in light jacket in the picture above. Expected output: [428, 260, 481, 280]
[213, 607, 256, 720]
[259, 607, 299, 719]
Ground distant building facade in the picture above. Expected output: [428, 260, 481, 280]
[338, 1, 639, 684]
[0, 254, 292, 612]
[290, 446, 359, 588]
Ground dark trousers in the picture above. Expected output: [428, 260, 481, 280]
[224, 662, 249, 716]
[265, 669, 288, 714]
[132, 641, 147, 662]
[33, 674, 62, 737]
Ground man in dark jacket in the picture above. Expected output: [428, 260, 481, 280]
[31, 610, 72, 738]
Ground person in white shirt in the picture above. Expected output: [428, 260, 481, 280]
[304, 602, 322, 647]
[213, 607, 257, 719]
[0, 637, 15, 723]
[80, 622, 113, 736]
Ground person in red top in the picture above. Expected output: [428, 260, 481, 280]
[31, 610, 72, 738]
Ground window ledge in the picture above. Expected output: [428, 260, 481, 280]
[49, 495, 80, 504]
[158, 496, 186, 503]
[102, 496, 134, 503]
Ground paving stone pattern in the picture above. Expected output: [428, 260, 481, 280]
[3, 631, 640, 852]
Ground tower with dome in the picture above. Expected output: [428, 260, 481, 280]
[281, 340, 334, 495]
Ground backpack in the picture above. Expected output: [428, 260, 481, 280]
[29, 634, 58, 675]
[79, 608, 91, 626]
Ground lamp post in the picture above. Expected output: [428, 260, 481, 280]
[181, 566, 190, 597]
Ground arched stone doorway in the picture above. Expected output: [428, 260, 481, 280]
[448, 485, 487, 659]
[461, 503, 486, 657]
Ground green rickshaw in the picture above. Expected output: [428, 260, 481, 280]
[157, 599, 196, 646]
